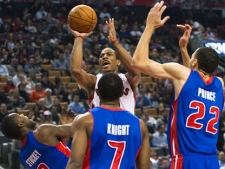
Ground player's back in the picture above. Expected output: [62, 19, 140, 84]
[168, 70, 224, 157]
[89, 73, 135, 114]
[20, 131, 70, 169]
[83, 106, 142, 169]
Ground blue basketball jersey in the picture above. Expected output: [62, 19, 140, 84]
[83, 106, 142, 169]
[167, 70, 224, 168]
[20, 131, 70, 169]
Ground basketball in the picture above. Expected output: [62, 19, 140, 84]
[67, 5, 97, 33]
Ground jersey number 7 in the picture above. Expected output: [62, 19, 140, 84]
[108, 140, 126, 169]
[186, 101, 220, 134]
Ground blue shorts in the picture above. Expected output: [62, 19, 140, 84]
[169, 154, 219, 169]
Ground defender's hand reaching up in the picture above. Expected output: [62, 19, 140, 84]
[177, 24, 192, 49]
[146, 1, 170, 29]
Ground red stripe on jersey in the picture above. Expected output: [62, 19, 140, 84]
[171, 99, 179, 156]
[82, 140, 91, 169]
[21, 135, 28, 147]
[170, 155, 183, 169]
[56, 141, 71, 158]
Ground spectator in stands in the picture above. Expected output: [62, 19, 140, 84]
[39, 88, 54, 110]
[43, 110, 53, 124]
[0, 47, 9, 64]
[0, 18, 13, 33]
[51, 105, 60, 125]
[150, 149, 160, 169]
[118, 24, 130, 39]
[0, 103, 10, 123]
[27, 68, 40, 83]
[53, 51, 69, 71]
[152, 124, 168, 155]
[13, 71, 27, 86]
[18, 82, 29, 102]
[3, 76, 16, 95]
[24, 19, 37, 34]
[40, 74, 54, 90]
[68, 94, 86, 116]
[218, 151, 225, 168]
[12, 17, 24, 33]
[24, 58, 41, 76]
[204, 26, 217, 40]
[21, 7, 33, 22]
[8, 89, 27, 112]
[136, 86, 152, 109]
[0, 60, 9, 76]
[158, 157, 170, 169]
[18, 48, 28, 67]
[99, 7, 111, 19]
[4, 32, 15, 50]
[38, 19, 49, 34]
[62, 86, 74, 103]
[0, 89, 10, 104]
[10, 139, 21, 169]
[53, 97, 62, 113]
[29, 83, 46, 103]
[150, 90, 161, 107]
[7, 58, 23, 77]
[35, 5, 48, 21]
[54, 77, 66, 96]
[33, 105, 44, 123]
[24, 77, 36, 95]
[160, 83, 174, 108]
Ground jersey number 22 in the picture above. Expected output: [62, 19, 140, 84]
[186, 100, 219, 134]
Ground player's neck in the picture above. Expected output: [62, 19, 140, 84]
[198, 69, 211, 82]
[100, 101, 120, 108]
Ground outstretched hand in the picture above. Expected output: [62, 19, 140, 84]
[106, 18, 118, 44]
[177, 24, 192, 48]
[59, 109, 75, 125]
[146, 1, 170, 29]
[68, 24, 93, 39]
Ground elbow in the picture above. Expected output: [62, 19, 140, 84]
[71, 69, 82, 78]
[131, 58, 142, 71]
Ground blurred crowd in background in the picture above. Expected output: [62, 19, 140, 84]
[0, 0, 225, 169]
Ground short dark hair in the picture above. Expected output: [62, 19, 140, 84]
[195, 47, 219, 74]
[1, 114, 21, 140]
[98, 73, 124, 101]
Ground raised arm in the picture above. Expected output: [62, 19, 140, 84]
[68, 26, 96, 95]
[177, 24, 192, 67]
[131, 1, 189, 81]
[106, 18, 141, 87]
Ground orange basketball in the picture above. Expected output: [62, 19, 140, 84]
[67, 5, 97, 33]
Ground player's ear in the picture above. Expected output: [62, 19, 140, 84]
[117, 60, 121, 66]
[96, 89, 100, 96]
[17, 122, 25, 128]
[192, 58, 198, 68]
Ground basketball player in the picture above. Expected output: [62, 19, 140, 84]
[1, 110, 75, 169]
[68, 18, 141, 114]
[131, 1, 224, 169]
[66, 73, 150, 169]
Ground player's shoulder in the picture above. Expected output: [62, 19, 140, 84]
[215, 76, 224, 87]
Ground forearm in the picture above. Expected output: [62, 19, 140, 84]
[70, 38, 84, 74]
[113, 42, 139, 76]
[180, 47, 190, 68]
[132, 26, 154, 69]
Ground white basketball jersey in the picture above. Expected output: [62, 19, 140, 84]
[89, 73, 135, 114]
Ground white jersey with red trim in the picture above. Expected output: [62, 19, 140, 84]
[89, 73, 135, 114]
